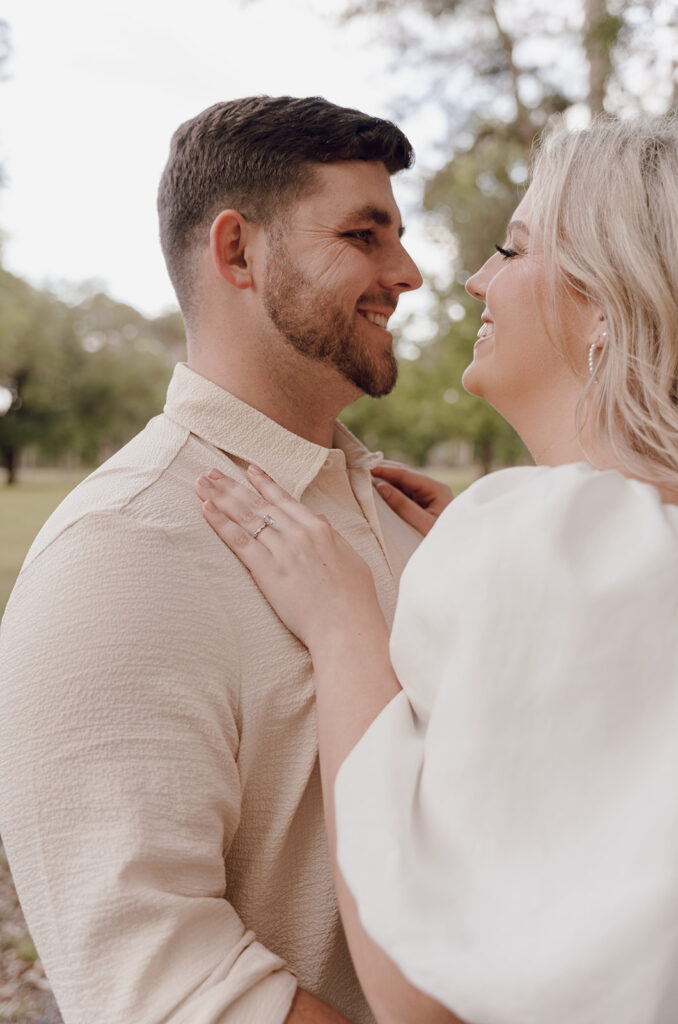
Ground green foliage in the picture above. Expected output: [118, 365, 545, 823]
[0, 271, 81, 478]
[0, 270, 177, 483]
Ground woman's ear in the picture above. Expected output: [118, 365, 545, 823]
[209, 210, 255, 290]
[589, 309, 607, 344]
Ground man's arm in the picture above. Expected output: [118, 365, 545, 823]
[0, 512, 299, 1024]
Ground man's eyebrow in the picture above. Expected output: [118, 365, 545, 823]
[507, 219, 529, 235]
[340, 205, 406, 238]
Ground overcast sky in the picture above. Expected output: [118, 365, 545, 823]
[1, 0, 448, 324]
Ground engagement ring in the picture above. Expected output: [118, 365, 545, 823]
[252, 514, 275, 540]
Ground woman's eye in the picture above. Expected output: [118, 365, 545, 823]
[495, 244, 518, 259]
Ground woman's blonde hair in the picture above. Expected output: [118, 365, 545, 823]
[529, 114, 678, 486]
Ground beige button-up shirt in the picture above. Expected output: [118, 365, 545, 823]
[0, 363, 421, 1024]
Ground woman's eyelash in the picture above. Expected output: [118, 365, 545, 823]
[495, 244, 518, 259]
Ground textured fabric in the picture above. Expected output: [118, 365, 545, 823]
[336, 463, 678, 1024]
[0, 362, 421, 1024]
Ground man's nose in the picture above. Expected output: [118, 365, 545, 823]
[381, 242, 423, 293]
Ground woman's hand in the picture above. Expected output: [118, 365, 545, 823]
[371, 461, 453, 535]
[194, 465, 384, 653]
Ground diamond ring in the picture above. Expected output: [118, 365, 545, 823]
[252, 513, 275, 540]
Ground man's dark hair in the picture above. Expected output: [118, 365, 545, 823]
[157, 95, 415, 321]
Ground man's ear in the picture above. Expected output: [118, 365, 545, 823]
[210, 210, 255, 290]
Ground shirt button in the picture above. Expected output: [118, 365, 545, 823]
[323, 458, 332, 468]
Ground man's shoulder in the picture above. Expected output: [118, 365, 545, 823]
[23, 413, 208, 569]
[2, 413, 243, 652]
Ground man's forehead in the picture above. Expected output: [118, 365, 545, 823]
[298, 160, 403, 227]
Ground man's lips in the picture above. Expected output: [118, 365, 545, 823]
[357, 309, 393, 329]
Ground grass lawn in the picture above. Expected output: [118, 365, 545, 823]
[0, 468, 91, 617]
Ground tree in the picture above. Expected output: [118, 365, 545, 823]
[0, 273, 175, 484]
[0, 271, 82, 483]
[69, 291, 173, 464]
[0, 20, 175, 483]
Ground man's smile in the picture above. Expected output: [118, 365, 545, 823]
[357, 309, 392, 330]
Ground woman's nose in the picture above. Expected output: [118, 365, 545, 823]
[465, 262, 487, 302]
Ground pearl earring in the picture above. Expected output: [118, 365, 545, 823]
[588, 330, 607, 382]
[587, 343, 597, 377]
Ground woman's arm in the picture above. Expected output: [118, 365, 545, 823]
[195, 466, 463, 1024]
[311, 626, 462, 1024]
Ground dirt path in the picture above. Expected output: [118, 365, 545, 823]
[0, 840, 62, 1023]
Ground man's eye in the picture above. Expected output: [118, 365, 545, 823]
[345, 230, 373, 243]
[495, 244, 518, 259]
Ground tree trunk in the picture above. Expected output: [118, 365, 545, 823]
[585, 0, 615, 116]
[1, 442, 18, 485]
[478, 436, 493, 476]
[490, 2, 534, 148]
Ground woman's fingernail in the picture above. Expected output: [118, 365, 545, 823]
[248, 464, 263, 475]
[207, 468, 223, 480]
[204, 499, 217, 512]
[375, 481, 390, 495]
[197, 475, 213, 488]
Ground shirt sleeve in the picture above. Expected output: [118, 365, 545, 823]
[335, 464, 678, 1024]
[0, 512, 297, 1024]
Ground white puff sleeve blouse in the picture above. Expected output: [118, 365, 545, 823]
[335, 463, 678, 1024]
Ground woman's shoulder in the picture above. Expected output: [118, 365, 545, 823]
[448, 460, 676, 512]
[427, 461, 678, 562]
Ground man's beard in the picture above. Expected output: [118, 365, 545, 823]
[262, 238, 399, 398]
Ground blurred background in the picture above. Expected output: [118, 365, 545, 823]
[0, 1, 676, 1020]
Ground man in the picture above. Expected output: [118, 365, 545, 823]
[0, 96, 423, 1023]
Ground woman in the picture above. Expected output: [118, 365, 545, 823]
[195, 115, 678, 1024]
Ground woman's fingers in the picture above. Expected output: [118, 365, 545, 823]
[194, 466, 329, 561]
[372, 461, 436, 498]
[195, 470, 292, 551]
[245, 464, 319, 525]
[194, 465, 377, 649]
[200, 497, 274, 574]
[371, 462, 453, 515]
[372, 479, 438, 536]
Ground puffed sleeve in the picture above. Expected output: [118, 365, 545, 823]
[335, 463, 678, 1024]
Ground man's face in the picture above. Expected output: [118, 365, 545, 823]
[261, 161, 422, 397]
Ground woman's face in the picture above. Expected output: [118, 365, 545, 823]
[462, 190, 594, 430]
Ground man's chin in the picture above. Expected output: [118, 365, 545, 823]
[344, 361, 398, 399]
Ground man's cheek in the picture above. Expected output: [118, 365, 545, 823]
[312, 244, 363, 288]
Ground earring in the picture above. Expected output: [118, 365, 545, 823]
[587, 343, 597, 377]
[588, 330, 607, 382]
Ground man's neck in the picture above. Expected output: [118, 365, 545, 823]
[186, 347, 358, 451]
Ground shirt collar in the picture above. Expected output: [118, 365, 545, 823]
[163, 363, 381, 498]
